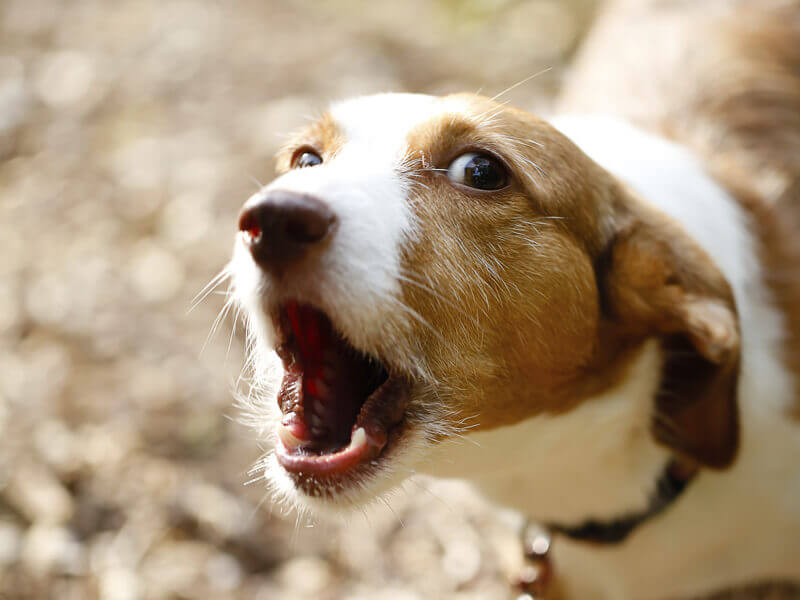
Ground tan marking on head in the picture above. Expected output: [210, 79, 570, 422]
[392, 94, 740, 467]
[275, 113, 345, 174]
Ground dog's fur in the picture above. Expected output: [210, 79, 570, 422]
[230, 2, 800, 598]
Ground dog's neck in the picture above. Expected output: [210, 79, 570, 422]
[421, 340, 672, 525]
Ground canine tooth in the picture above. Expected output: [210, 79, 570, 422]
[277, 424, 305, 450]
[350, 427, 367, 449]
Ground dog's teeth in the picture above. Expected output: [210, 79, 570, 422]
[277, 424, 305, 450]
[308, 412, 325, 430]
[350, 427, 367, 449]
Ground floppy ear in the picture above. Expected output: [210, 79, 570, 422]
[600, 212, 740, 469]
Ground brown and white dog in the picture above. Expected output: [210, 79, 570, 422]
[229, 1, 800, 597]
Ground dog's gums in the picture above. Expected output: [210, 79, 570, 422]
[272, 300, 409, 477]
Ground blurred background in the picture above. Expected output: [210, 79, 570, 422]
[1, 1, 793, 599]
[0, 1, 597, 598]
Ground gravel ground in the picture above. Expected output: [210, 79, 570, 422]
[0, 1, 797, 599]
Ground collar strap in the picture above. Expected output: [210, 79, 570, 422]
[547, 460, 695, 544]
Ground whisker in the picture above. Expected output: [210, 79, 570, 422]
[248, 174, 265, 191]
[489, 67, 553, 102]
[188, 267, 231, 313]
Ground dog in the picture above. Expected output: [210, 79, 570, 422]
[229, 1, 800, 597]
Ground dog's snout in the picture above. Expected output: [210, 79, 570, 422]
[238, 191, 336, 269]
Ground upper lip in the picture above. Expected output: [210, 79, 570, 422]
[271, 300, 410, 477]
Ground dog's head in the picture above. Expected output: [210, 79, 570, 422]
[231, 93, 739, 518]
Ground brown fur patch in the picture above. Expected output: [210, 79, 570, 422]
[395, 94, 740, 464]
[275, 113, 345, 173]
[397, 96, 636, 430]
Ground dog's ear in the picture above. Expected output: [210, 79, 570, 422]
[600, 211, 740, 469]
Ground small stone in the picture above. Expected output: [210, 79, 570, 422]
[110, 137, 166, 195]
[34, 51, 95, 108]
[0, 276, 22, 334]
[205, 552, 243, 591]
[0, 521, 22, 566]
[141, 541, 210, 597]
[159, 192, 212, 248]
[98, 567, 141, 600]
[21, 524, 85, 576]
[0, 56, 28, 137]
[128, 240, 185, 304]
[442, 538, 482, 586]
[33, 420, 80, 476]
[180, 482, 245, 540]
[4, 463, 74, 525]
[277, 555, 334, 596]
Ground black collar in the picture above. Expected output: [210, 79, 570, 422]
[546, 460, 695, 544]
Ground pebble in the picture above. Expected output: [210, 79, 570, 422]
[34, 50, 95, 108]
[33, 420, 81, 476]
[21, 524, 85, 576]
[128, 240, 186, 304]
[98, 567, 141, 600]
[159, 191, 212, 248]
[442, 538, 482, 586]
[0, 56, 28, 136]
[180, 482, 246, 540]
[205, 552, 243, 591]
[141, 540, 210, 597]
[277, 555, 334, 597]
[0, 521, 21, 566]
[4, 463, 74, 525]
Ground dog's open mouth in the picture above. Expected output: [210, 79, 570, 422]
[273, 300, 410, 476]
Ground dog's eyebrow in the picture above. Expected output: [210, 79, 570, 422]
[405, 113, 525, 165]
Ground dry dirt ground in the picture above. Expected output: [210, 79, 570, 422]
[0, 1, 797, 599]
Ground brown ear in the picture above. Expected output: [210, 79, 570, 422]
[600, 215, 740, 469]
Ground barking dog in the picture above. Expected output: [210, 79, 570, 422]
[229, 2, 800, 597]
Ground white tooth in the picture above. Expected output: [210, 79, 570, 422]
[350, 427, 367, 449]
[277, 425, 305, 450]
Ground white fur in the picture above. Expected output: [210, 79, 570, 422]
[422, 340, 670, 525]
[232, 94, 465, 511]
[232, 94, 441, 359]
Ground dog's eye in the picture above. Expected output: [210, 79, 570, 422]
[293, 149, 323, 169]
[447, 152, 508, 190]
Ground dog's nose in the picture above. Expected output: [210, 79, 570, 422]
[238, 191, 336, 269]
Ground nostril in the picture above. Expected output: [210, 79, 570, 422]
[238, 212, 263, 244]
[237, 191, 336, 268]
[284, 207, 332, 244]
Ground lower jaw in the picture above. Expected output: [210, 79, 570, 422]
[275, 426, 377, 476]
[274, 418, 411, 499]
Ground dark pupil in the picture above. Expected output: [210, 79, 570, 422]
[465, 156, 505, 189]
[297, 152, 322, 168]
